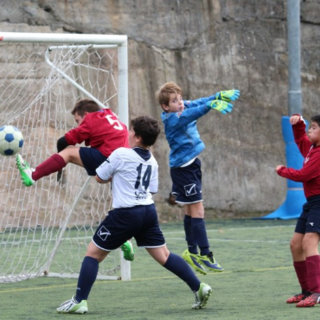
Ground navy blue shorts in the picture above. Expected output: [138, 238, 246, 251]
[170, 158, 203, 204]
[79, 147, 108, 176]
[295, 195, 320, 234]
[92, 204, 166, 251]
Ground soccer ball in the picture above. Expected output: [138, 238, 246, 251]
[0, 125, 24, 156]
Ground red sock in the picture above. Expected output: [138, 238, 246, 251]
[306, 255, 320, 293]
[32, 154, 66, 181]
[294, 261, 309, 292]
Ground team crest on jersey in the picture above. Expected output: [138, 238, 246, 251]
[97, 226, 111, 241]
[176, 111, 183, 117]
[184, 183, 197, 197]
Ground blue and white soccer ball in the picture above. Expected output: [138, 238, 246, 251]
[0, 125, 24, 156]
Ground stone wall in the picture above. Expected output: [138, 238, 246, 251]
[1, 0, 320, 217]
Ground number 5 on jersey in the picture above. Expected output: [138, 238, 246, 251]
[105, 114, 124, 130]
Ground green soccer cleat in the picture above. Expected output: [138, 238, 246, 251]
[192, 282, 212, 309]
[16, 154, 34, 187]
[56, 296, 88, 314]
[182, 249, 207, 275]
[198, 252, 223, 272]
[121, 240, 135, 261]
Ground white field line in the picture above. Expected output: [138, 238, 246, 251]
[164, 224, 295, 243]
[163, 224, 295, 235]
[164, 237, 289, 243]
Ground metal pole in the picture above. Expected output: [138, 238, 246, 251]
[287, 0, 302, 115]
[117, 39, 129, 127]
[262, 1, 305, 219]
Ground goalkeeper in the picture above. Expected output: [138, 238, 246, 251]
[15, 98, 134, 261]
[156, 81, 240, 275]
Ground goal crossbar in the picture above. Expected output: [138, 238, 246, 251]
[0, 32, 127, 45]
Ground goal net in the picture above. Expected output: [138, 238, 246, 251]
[0, 32, 130, 283]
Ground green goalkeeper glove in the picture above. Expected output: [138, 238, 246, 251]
[216, 89, 240, 102]
[206, 100, 233, 114]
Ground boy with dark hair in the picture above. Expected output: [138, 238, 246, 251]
[56, 115, 212, 314]
[156, 81, 240, 275]
[276, 114, 320, 307]
[16, 98, 129, 184]
[16, 98, 134, 261]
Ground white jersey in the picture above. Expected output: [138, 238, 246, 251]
[96, 147, 158, 208]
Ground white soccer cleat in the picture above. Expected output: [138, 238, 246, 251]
[56, 296, 88, 314]
[192, 283, 212, 309]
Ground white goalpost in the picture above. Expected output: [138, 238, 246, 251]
[0, 32, 130, 282]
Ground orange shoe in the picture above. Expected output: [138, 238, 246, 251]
[296, 293, 320, 307]
[286, 291, 311, 304]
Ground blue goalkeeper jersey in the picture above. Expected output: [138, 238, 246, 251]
[161, 97, 212, 168]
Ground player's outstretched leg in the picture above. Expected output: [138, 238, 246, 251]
[198, 252, 223, 272]
[192, 283, 212, 309]
[56, 296, 88, 314]
[182, 249, 207, 275]
[121, 240, 135, 261]
[16, 154, 34, 186]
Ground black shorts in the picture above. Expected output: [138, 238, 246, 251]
[170, 158, 203, 204]
[92, 204, 166, 251]
[295, 195, 320, 234]
[79, 147, 108, 176]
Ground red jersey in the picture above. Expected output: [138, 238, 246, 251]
[65, 109, 129, 157]
[277, 114, 320, 198]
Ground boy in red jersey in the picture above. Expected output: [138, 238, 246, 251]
[275, 114, 320, 307]
[16, 98, 129, 186]
[16, 98, 134, 261]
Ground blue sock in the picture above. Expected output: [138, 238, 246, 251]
[184, 215, 197, 254]
[191, 218, 210, 256]
[75, 256, 99, 302]
[163, 252, 200, 292]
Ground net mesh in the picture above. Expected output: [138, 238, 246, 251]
[0, 41, 125, 282]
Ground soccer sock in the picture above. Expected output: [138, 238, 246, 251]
[184, 215, 197, 254]
[32, 153, 66, 181]
[163, 252, 200, 292]
[191, 218, 210, 256]
[306, 255, 320, 293]
[75, 256, 99, 302]
[293, 260, 309, 292]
